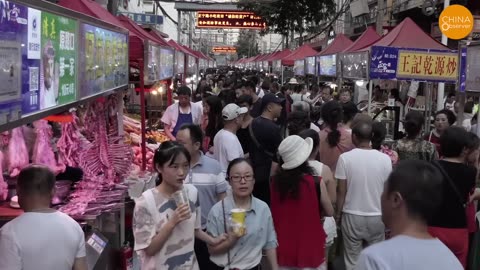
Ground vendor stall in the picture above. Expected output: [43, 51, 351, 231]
[0, 1, 134, 269]
[281, 45, 318, 84]
[342, 18, 458, 139]
[316, 34, 353, 88]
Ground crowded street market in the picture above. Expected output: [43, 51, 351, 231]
[0, 0, 479, 269]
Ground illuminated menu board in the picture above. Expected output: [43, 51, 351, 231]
[78, 23, 128, 99]
[196, 11, 266, 30]
[213, 46, 237, 53]
[159, 48, 174, 80]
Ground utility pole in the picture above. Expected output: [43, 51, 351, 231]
[177, 10, 182, 43]
[376, 0, 384, 35]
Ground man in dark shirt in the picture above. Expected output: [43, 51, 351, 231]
[248, 93, 284, 205]
[242, 80, 262, 118]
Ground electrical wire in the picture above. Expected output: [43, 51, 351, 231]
[155, 0, 178, 25]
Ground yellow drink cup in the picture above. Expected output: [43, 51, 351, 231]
[231, 208, 246, 236]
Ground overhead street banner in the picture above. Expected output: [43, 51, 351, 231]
[196, 11, 266, 29]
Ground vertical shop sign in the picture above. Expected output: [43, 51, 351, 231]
[39, 11, 76, 110]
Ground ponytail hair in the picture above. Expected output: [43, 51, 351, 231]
[321, 101, 343, 147]
[153, 141, 191, 185]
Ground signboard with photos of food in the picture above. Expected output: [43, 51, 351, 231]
[78, 23, 128, 99]
[159, 48, 174, 80]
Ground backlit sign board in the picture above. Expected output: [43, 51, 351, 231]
[212, 46, 237, 53]
[196, 11, 266, 30]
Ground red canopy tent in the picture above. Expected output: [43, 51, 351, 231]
[268, 49, 292, 62]
[282, 45, 318, 66]
[317, 33, 353, 56]
[181, 45, 200, 60]
[118, 15, 170, 48]
[167, 40, 195, 57]
[357, 17, 448, 51]
[342, 27, 381, 52]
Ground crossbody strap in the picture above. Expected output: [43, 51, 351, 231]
[313, 176, 322, 218]
[248, 123, 274, 158]
[433, 161, 467, 208]
[221, 200, 231, 267]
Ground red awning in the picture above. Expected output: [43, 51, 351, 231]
[144, 29, 173, 49]
[59, 0, 126, 29]
[317, 34, 353, 56]
[268, 49, 292, 62]
[343, 27, 381, 52]
[167, 40, 196, 57]
[358, 17, 449, 51]
[118, 15, 170, 47]
[281, 45, 318, 66]
[181, 45, 200, 59]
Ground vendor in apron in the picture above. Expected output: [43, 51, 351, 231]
[162, 86, 203, 140]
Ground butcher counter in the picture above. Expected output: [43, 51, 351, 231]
[0, 201, 130, 270]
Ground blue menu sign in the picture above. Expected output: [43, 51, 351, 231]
[370, 46, 398, 80]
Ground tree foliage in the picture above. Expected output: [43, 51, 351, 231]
[238, 0, 335, 45]
[235, 30, 260, 58]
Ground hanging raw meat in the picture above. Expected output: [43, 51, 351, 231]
[32, 120, 66, 175]
[8, 127, 29, 177]
[0, 151, 7, 200]
[80, 102, 132, 184]
[57, 112, 83, 167]
[106, 94, 120, 136]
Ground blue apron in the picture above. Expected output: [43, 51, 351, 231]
[172, 105, 193, 137]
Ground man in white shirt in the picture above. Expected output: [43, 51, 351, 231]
[0, 165, 87, 270]
[213, 103, 247, 172]
[161, 86, 203, 141]
[355, 160, 463, 270]
[335, 121, 392, 270]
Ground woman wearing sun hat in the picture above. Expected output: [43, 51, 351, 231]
[270, 135, 334, 270]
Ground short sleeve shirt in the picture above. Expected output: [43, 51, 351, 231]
[0, 211, 85, 270]
[207, 195, 278, 270]
[248, 117, 283, 182]
[213, 129, 244, 173]
[133, 185, 201, 270]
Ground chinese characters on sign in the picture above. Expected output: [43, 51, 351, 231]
[78, 23, 128, 99]
[40, 11, 77, 110]
[397, 50, 458, 82]
[196, 11, 266, 29]
[212, 46, 237, 53]
[118, 12, 163, 25]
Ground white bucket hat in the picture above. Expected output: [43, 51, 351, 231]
[288, 78, 299, 85]
[278, 135, 313, 170]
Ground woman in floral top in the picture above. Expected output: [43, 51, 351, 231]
[393, 111, 438, 162]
